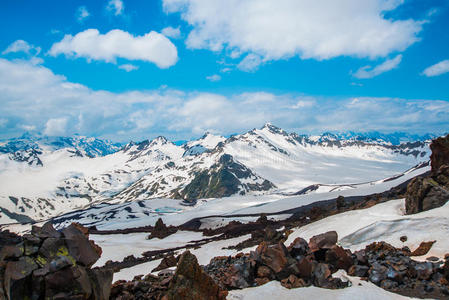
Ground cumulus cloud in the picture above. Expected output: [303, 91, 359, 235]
[163, 0, 422, 67]
[422, 60, 449, 77]
[2, 40, 41, 56]
[0, 58, 447, 141]
[206, 74, 221, 82]
[353, 54, 402, 79]
[76, 6, 90, 22]
[44, 118, 68, 136]
[161, 26, 181, 39]
[106, 0, 124, 16]
[48, 29, 178, 68]
[237, 54, 262, 72]
[119, 64, 139, 72]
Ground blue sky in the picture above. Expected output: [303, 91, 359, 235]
[0, 0, 449, 142]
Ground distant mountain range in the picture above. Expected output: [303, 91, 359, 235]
[0, 124, 435, 224]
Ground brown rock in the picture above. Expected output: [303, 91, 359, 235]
[430, 134, 449, 175]
[149, 218, 177, 240]
[256, 242, 289, 275]
[410, 241, 436, 256]
[254, 277, 270, 286]
[405, 176, 449, 214]
[288, 237, 310, 258]
[400, 235, 407, 242]
[164, 251, 226, 300]
[257, 266, 272, 278]
[324, 245, 353, 271]
[31, 222, 61, 239]
[152, 254, 178, 272]
[4, 256, 38, 300]
[309, 231, 338, 252]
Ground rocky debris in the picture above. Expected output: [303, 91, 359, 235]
[205, 231, 348, 291]
[152, 254, 178, 272]
[409, 241, 436, 257]
[405, 135, 449, 214]
[110, 273, 172, 299]
[164, 251, 227, 300]
[0, 222, 113, 299]
[148, 218, 178, 240]
[430, 134, 449, 175]
[352, 241, 449, 298]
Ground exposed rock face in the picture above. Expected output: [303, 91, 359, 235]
[148, 218, 178, 240]
[405, 176, 449, 214]
[430, 134, 449, 174]
[164, 251, 227, 300]
[405, 135, 449, 214]
[0, 222, 113, 300]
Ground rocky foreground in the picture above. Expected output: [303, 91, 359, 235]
[1, 220, 449, 299]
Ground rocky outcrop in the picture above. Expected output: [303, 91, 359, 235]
[164, 251, 227, 300]
[405, 135, 449, 214]
[148, 218, 177, 240]
[405, 176, 449, 214]
[430, 134, 449, 174]
[0, 222, 113, 300]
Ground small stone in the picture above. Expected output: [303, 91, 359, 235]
[400, 236, 408, 242]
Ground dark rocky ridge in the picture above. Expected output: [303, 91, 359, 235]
[405, 134, 449, 214]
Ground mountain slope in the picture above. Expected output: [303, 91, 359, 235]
[0, 125, 432, 224]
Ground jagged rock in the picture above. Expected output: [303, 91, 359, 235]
[148, 218, 177, 240]
[348, 265, 369, 277]
[31, 222, 61, 239]
[405, 177, 449, 214]
[369, 262, 388, 284]
[152, 254, 178, 272]
[255, 242, 289, 276]
[430, 134, 449, 174]
[280, 274, 307, 289]
[88, 268, 114, 300]
[309, 231, 338, 252]
[164, 251, 227, 300]
[324, 245, 353, 271]
[0, 244, 23, 261]
[62, 223, 101, 267]
[288, 237, 310, 258]
[45, 265, 92, 298]
[410, 241, 436, 256]
[4, 256, 38, 300]
[257, 266, 272, 278]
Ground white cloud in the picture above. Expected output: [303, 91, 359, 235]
[0, 58, 447, 141]
[76, 6, 90, 22]
[44, 118, 68, 136]
[163, 0, 422, 67]
[119, 64, 139, 72]
[220, 67, 232, 73]
[2, 40, 41, 56]
[48, 29, 178, 68]
[237, 54, 262, 72]
[20, 124, 36, 131]
[353, 54, 402, 79]
[206, 74, 221, 82]
[106, 0, 124, 16]
[422, 60, 449, 77]
[161, 26, 181, 39]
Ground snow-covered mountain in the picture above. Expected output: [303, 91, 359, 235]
[0, 124, 432, 224]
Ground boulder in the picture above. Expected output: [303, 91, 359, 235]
[164, 251, 227, 300]
[31, 222, 61, 239]
[288, 237, 310, 258]
[88, 268, 114, 300]
[430, 134, 449, 175]
[324, 245, 353, 271]
[348, 265, 369, 277]
[45, 265, 92, 298]
[410, 241, 436, 256]
[255, 242, 289, 276]
[405, 177, 449, 214]
[309, 231, 338, 252]
[4, 256, 38, 300]
[62, 224, 101, 267]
